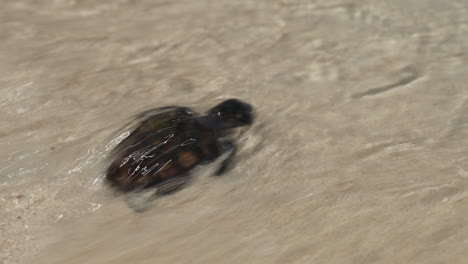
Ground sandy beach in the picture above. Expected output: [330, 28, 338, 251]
[1, 0, 468, 263]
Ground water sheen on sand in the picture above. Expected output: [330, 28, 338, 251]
[1, 1, 468, 263]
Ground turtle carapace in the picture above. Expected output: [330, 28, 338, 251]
[106, 99, 254, 195]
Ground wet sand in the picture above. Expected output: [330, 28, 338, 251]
[1, 0, 468, 263]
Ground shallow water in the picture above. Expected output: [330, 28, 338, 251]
[1, 0, 468, 263]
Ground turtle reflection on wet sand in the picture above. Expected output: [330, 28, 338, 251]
[106, 99, 254, 211]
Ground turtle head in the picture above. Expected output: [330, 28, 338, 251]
[207, 99, 254, 129]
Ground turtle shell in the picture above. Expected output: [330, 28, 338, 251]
[106, 107, 220, 192]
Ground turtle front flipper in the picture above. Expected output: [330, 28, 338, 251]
[215, 140, 237, 176]
[156, 175, 191, 195]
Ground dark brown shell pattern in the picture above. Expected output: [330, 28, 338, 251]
[106, 108, 220, 191]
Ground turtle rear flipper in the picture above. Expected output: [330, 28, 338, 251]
[136, 106, 193, 122]
[124, 176, 191, 213]
[124, 188, 159, 213]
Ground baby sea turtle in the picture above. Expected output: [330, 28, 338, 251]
[106, 98, 254, 200]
